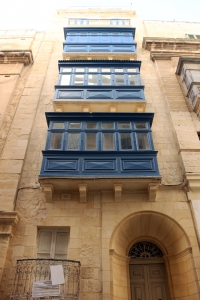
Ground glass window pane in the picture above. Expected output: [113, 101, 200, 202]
[86, 123, 97, 129]
[102, 123, 114, 129]
[102, 74, 111, 85]
[190, 70, 200, 81]
[116, 74, 125, 85]
[118, 123, 131, 129]
[50, 133, 62, 149]
[60, 74, 71, 85]
[88, 74, 98, 85]
[67, 133, 80, 150]
[69, 122, 81, 129]
[129, 74, 138, 85]
[103, 133, 114, 150]
[88, 68, 98, 72]
[67, 35, 76, 42]
[62, 68, 72, 72]
[115, 69, 124, 73]
[120, 133, 132, 149]
[90, 33, 99, 42]
[135, 123, 147, 129]
[127, 68, 137, 72]
[75, 68, 84, 72]
[86, 133, 97, 150]
[53, 122, 64, 129]
[102, 68, 110, 72]
[137, 133, 150, 150]
[74, 74, 84, 85]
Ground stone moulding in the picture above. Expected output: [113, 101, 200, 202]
[0, 50, 33, 65]
[142, 37, 200, 61]
[163, 247, 192, 260]
[0, 211, 19, 236]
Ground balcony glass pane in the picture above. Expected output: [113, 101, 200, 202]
[86, 133, 96, 149]
[68, 35, 76, 42]
[137, 133, 150, 150]
[62, 68, 72, 72]
[112, 33, 120, 42]
[74, 74, 84, 85]
[53, 123, 64, 129]
[127, 68, 137, 73]
[116, 74, 125, 85]
[88, 74, 98, 85]
[90, 33, 99, 42]
[135, 123, 147, 129]
[120, 133, 132, 149]
[69, 123, 81, 129]
[67, 133, 80, 150]
[102, 74, 111, 85]
[75, 68, 84, 72]
[101, 33, 109, 42]
[102, 68, 110, 72]
[190, 70, 200, 81]
[86, 123, 97, 129]
[118, 123, 131, 129]
[103, 133, 114, 150]
[115, 69, 124, 73]
[50, 133, 62, 149]
[60, 74, 71, 85]
[88, 68, 98, 72]
[129, 74, 138, 85]
[102, 123, 114, 129]
[123, 33, 132, 42]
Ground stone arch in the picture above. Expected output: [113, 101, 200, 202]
[109, 211, 199, 300]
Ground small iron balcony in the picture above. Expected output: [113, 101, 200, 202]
[10, 258, 81, 300]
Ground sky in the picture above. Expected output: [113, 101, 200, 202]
[0, 0, 200, 31]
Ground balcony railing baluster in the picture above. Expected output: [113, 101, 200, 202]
[10, 258, 81, 300]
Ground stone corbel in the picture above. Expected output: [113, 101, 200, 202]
[148, 183, 159, 201]
[79, 184, 87, 202]
[113, 184, 122, 202]
[185, 173, 200, 200]
[43, 184, 54, 202]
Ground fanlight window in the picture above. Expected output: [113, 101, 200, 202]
[129, 241, 163, 258]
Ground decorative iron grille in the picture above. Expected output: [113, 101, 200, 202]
[129, 241, 163, 258]
[10, 258, 81, 300]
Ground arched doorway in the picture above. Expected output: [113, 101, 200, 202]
[129, 241, 169, 300]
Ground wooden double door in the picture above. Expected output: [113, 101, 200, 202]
[130, 263, 169, 300]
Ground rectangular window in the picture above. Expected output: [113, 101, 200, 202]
[137, 133, 150, 150]
[102, 74, 111, 85]
[74, 74, 84, 85]
[67, 133, 80, 150]
[86, 133, 97, 149]
[37, 228, 69, 259]
[50, 133, 62, 149]
[102, 123, 114, 129]
[120, 133, 132, 149]
[88, 74, 98, 85]
[103, 133, 114, 150]
[115, 74, 125, 85]
[135, 123, 147, 129]
[60, 74, 71, 85]
[69, 122, 81, 129]
[129, 74, 138, 85]
[118, 123, 131, 129]
[53, 123, 65, 129]
[86, 123, 97, 129]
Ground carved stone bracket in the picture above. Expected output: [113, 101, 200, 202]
[0, 211, 19, 236]
[148, 183, 159, 201]
[0, 50, 34, 65]
[42, 184, 54, 202]
[79, 184, 87, 202]
[113, 184, 122, 202]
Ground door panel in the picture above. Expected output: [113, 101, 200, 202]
[130, 263, 169, 300]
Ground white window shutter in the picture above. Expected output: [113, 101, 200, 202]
[38, 231, 52, 258]
[55, 232, 69, 259]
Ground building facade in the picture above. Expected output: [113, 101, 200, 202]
[1, 7, 200, 300]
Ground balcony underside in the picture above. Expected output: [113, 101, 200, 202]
[53, 99, 146, 113]
[62, 52, 137, 60]
[39, 152, 160, 202]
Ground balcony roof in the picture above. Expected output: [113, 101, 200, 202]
[45, 112, 154, 127]
[58, 59, 141, 71]
[176, 56, 200, 75]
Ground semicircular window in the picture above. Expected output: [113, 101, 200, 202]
[129, 241, 163, 258]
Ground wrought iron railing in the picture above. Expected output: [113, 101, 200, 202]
[10, 258, 81, 300]
[68, 18, 131, 26]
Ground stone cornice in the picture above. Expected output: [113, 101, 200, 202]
[0, 211, 19, 225]
[0, 50, 33, 66]
[142, 37, 200, 61]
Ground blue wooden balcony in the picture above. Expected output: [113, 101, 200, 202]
[63, 27, 137, 59]
[54, 60, 146, 112]
[39, 113, 160, 202]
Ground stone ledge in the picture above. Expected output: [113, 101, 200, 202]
[142, 37, 200, 61]
[0, 211, 19, 225]
[0, 50, 33, 65]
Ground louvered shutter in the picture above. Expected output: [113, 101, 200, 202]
[37, 230, 52, 258]
[54, 231, 69, 259]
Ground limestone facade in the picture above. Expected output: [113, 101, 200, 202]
[0, 8, 200, 300]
